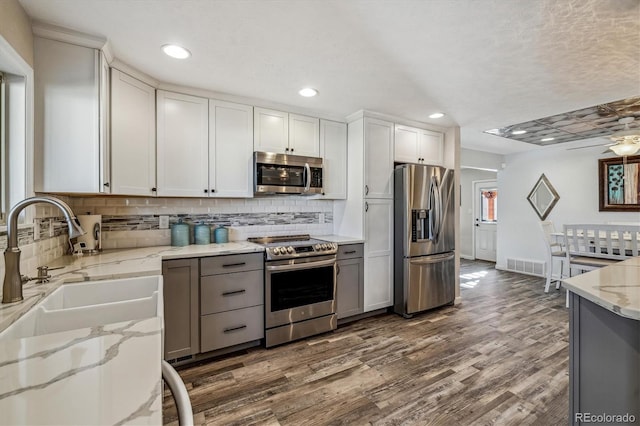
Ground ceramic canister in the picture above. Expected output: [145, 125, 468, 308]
[214, 226, 228, 244]
[171, 220, 190, 247]
[194, 223, 211, 245]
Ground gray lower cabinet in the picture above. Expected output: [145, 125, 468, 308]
[569, 292, 639, 424]
[162, 258, 200, 360]
[200, 253, 264, 352]
[336, 244, 364, 319]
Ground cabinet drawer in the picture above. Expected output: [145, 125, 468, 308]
[201, 305, 264, 352]
[337, 244, 364, 260]
[201, 270, 263, 315]
[200, 253, 263, 276]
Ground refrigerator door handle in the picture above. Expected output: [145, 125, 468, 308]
[429, 176, 442, 243]
[409, 252, 455, 264]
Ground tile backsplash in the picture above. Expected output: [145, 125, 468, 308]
[69, 196, 335, 249]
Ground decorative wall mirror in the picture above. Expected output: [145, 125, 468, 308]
[527, 174, 560, 220]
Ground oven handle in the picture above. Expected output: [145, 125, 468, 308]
[266, 258, 336, 272]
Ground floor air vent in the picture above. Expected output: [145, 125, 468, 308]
[506, 258, 545, 277]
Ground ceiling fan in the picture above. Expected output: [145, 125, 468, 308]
[567, 117, 640, 155]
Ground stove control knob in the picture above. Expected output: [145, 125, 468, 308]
[321, 243, 327, 250]
[273, 247, 281, 255]
[314, 244, 321, 250]
[287, 246, 294, 254]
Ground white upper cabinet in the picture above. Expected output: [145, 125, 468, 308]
[110, 68, 156, 196]
[395, 124, 443, 165]
[254, 108, 320, 156]
[418, 128, 444, 166]
[156, 90, 209, 197]
[209, 100, 254, 198]
[364, 117, 394, 199]
[253, 107, 289, 153]
[34, 37, 108, 193]
[319, 119, 347, 199]
[288, 113, 320, 157]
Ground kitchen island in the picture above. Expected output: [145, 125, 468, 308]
[562, 257, 640, 425]
[0, 241, 264, 425]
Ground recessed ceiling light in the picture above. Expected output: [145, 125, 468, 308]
[511, 130, 527, 135]
[429, 112, 445, 119]
[299, 88, 318, 97]
[162, 44, 191, 59]
[541, 137, 555, 142]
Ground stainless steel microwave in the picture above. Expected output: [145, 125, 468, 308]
[254, 152, 323, 195]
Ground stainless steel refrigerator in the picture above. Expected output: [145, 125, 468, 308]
[394, 163, 455, 317]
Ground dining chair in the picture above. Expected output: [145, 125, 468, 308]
[540, 221, 567, 293]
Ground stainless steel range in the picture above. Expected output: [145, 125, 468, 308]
[248, 234, 338, 347]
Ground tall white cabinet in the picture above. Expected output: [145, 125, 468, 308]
[34, 36, 110, 193]
[320, 119, 347, 199]
[335, 114, 395, 313]
[209, 100, 254, 198]
[156, 91, 209, 197]
[110, 68, 156, 196]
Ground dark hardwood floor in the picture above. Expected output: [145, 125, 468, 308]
[163, 260, 569, 425]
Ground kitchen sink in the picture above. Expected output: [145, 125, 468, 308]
[0, 276, 163, 340]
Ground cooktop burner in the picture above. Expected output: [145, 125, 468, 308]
[248, 234, 337, 260]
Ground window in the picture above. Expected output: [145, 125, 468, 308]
[481, 189, 498, 222]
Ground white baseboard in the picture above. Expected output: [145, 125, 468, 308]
[454, 296, 462, 305]
[460, 254, 474, 260]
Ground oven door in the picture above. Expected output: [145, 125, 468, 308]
[265, 255, 336, 328]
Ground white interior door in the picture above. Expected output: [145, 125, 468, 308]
[473, 180, 498, 262]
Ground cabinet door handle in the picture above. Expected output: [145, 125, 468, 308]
[151, 187, 157, 192]
[222, 262, 246, 268]
[365, 202, 369, 212]
[103, 182, 110, 187]
[211, 189, 215, 193]
[285, 147, 289, 152]
[204, 189, 208, 193]
[365, 185, 369, 195]
[290, 148, 294, 152]
[222, 289, 246, 297]
[343, 250, 357, 254]
[223, 325, 247, 333]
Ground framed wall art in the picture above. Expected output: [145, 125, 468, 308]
[598, 155, 640, 212]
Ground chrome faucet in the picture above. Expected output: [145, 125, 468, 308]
[2, 196, 85, 303]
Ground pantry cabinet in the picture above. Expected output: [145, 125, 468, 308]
[320, 119, 347, 199]
[34, 37, 110, 193]
[363, 198, 394, 311]
[395, 124, 443, 165]
[110, 68, 156, 196]
[156, 90, 209, 197]
[364, 118, 394, 199]
[335, 113, 394, 314]
[208, 100, 254, 198]
[336, 244, 364, 319]
[254, 107, 320, 157]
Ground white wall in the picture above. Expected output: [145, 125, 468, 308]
[460, 168, 497, 258]
[497, 142, 636, 270]
[461, 148, 504, 171]
[0, 0, 33, 67]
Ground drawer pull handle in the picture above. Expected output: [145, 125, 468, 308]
[343, 250, 357, 254]
[222, 262, 246, 268]
[223, 325, 247, 333]
[222, 289, 246, 297]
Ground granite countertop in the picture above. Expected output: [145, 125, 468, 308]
[562, 257, 640, 320]
[0, 241, 263, 425]
[313, 234, 365, 244]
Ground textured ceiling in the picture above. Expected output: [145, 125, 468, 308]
[485, 96, 640, 145]
[17, 0, 640, 155]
